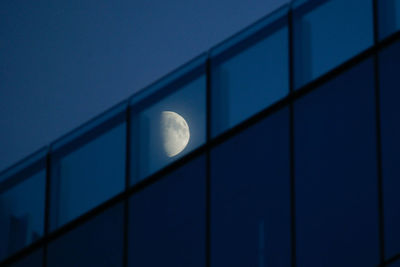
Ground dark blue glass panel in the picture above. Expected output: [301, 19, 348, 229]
[47, 203, 123, 267]
[379, 40, 400, 259]
[0, 150, 46, 261]
[211, 108, 291, 267]
[128, 155, 206, 267]
[50, 105, 126, 230]
[293, 0, 374, 89]
[378, 0, 400, 39]
[294, 58, 379, 266]
[130, 57, 206, 184]
[9, 248, 43, 267]
[210, 7, 289, 137]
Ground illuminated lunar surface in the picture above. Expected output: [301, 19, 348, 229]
[161, 111, 190, 157]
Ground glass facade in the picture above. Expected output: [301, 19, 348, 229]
[2, 0, 400, 266]
[378, 0, 400, 39]
[9, 248, 43, 267]
[292, 0, 374, 89]
[379, 39, 400, 260]
[211, 108, 291, 266]
[47, 203, 123, 267]
[128, 155, 206, 267]
[210, 7, 289, 137]
[0, 149, 46, 262]
[49, 104, 126, 231]
[129, 56, 206, 184]
[294, 58, 379, 266]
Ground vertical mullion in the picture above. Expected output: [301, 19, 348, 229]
[288, 7, 297, 267]
[205, 56, 212, 267]
[372, 0, 385, 265]
[43, 149, 51, 267]
[124, 104, 131, 267]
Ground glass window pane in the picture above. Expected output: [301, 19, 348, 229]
[210, 7, 289, 137]
[0, 149, 46, 261]
[387, 260, 400, 267]
[9, 248, 43, 267]
[379, 40, 400, 259]
[50, 104, 126, 230]
[294, 58, 379, 266]
[130, 57, 206, 184]
[378, 0, 400, 39]
[47, 203, 123, 267]
[293, 0, 374, 89]
[128, 155, 206, 267]
[211, 108, 291, 266]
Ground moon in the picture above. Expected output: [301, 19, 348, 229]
[161, 111, 190, 157]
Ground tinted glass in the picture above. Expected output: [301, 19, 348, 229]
[50, 107, 126, 230]
[211, 7, 289, 137]
[47, 203, 123, 267]
[379, 40, 400, 259]
[130, 59, 206, 184]
[211, 108, 291, 267]
[9, 248, 43, 267]
[293, 0, 374, 89]
[388, 260, 400, 267]
[0, 151, 46, 261]
[378, 0, 400, 39]
[294, 58, 379, 266]
[128, 155, 206, 267]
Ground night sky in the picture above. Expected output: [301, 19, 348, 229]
[0, 0, 288, 171]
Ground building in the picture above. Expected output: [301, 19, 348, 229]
[0, 0, 400, 266]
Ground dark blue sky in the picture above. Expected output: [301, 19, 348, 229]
[0, 0, 288, 171]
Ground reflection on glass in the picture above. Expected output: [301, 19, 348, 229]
[161, 111, 190, 158]
[378, 0, 400, 39]
[130, 63, 206, 184]
[293, 0, 374, 88]
[0, 151, 46, 262]
[211, 6, 289, 137]
[50, 106, 126, 231]
[0, 172, 45, 261]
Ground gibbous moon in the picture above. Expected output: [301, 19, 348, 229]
[161, 111, 190, 157]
